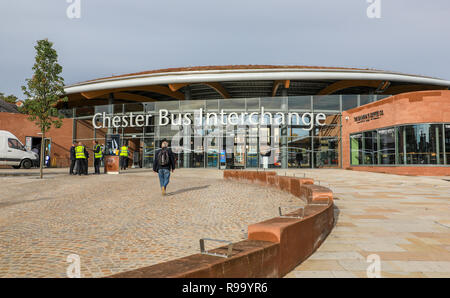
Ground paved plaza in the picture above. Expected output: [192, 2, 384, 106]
[282, 169, 450, 278]
[0, 169, 301, 277]
[0, 168, 449, 278]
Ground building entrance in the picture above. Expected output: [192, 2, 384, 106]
[121, 137, 142, 168]
[69, 96, 343, 170]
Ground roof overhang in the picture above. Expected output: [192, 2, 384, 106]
[64, 68, 450, 95]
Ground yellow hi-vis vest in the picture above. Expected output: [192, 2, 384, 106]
[94, 145, 102, 159]
[120, 146, 128, 157]
[75, 146, 86, 159]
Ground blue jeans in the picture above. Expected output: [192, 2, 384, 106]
[158, 169, 171, 188]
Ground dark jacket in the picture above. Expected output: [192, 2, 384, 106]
[153, 148, 175, 172]
[70, 146, 75, 161]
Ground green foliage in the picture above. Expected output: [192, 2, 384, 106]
[0, 93, 18, 104]
[21, 39, 68, 132]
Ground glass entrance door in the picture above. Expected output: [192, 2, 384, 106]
[288, 127, 311, 168]
[233, 126, 246, 168]
[234, 144, 245, 168]
[222, 125, 246, 169]
[206, 136, 219, 168]
[246, 126, 258, 168]
[142, 137, 155, 168]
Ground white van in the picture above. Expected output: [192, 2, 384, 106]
[0, 130, 39, 169]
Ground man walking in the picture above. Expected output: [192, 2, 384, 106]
[119, 141, 129, 171]
[69, 142, 76, 175]
[75, 142, 87, 176]
[153, 140, 175, 196]
[93, 140, 102, 174]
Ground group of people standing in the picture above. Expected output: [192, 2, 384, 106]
[68, 138, 176, 197]
[70, 141, 131, 175]
[69, 141, 104, 175]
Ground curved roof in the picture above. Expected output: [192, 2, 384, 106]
[73, 65, 375, 84]
[62, 65, 450, 107]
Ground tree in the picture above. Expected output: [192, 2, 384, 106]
[0, 93, 18, 104]
[21, 39, 67, 179]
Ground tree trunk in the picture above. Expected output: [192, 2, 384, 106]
[40, 131, 45, 179]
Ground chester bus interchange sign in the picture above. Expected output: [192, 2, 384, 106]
[92, 108, 327, 130]
[92, 108, 328, 165]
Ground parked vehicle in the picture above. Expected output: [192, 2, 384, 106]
[0, 130, 38, 169]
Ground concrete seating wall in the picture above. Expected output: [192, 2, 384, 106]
[110, 170, 334, 278]
[224, 170, 334, 276]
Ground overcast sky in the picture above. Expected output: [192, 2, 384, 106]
[1, 0, 449, 98]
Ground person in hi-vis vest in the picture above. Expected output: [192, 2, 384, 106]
[75, 141, 87, 176]
[93, 140, 103, 175]
[119, 141, 129, 170]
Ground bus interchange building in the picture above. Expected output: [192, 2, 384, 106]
[8, 65, 450, 175]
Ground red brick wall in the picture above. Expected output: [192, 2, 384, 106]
[342, 90, 450, 176]
[0, 112, 73, 167]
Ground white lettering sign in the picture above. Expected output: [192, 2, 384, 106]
[92, 109, 327, 130]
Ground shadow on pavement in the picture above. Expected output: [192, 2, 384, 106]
[332, 198, 341, 228]
[0, 197, 55, 209]
[166, 185, 210, 196]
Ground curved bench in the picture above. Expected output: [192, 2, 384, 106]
[110, 170, 334, 278]
[225, 170, 334, 276]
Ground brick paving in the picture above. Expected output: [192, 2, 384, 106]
[281, 169, 450, 278]
[1, 168, 449, 278]
[0, 169, 302, 278]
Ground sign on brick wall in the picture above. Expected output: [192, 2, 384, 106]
[354, 110, 384, 124]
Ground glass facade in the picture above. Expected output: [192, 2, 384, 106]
[60, 94, 394, 169]
[351, 123, 449, 166]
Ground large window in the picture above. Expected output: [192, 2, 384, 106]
[445, 125, 450, 165]
[341, 95, 358, 111]
[379, 128, 395, 165]
[313, 115, 340, 167]
[399, 124, 443, 165]
[350, 134, 363, 165]
[351, 123, 449, 166]
[69, 95, 347, 169]
[363, 131, 378, 165]
[288, 127, 311, 168]
[314, 137, 339, 167]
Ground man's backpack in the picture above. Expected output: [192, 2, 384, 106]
[159, 148, 170, 166]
